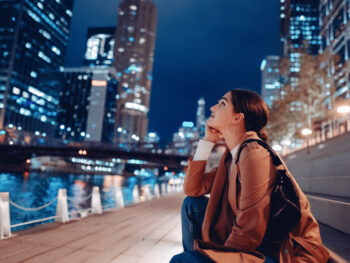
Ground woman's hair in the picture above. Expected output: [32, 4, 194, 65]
[229, 89, 269, 142]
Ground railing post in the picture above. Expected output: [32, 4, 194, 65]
[144, 185, 152, 201]
[167, 183, 172, 194]
[91, 186, 102, 214]
[161, 183, 167, 195]
[154, 184, 160, 198]
[0, 192, 11, 239]
[55, 189, 69, 223]
[133, 185, 140, 204]
[115, 187, 124, 208]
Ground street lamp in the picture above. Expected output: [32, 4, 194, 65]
[301, 128, 312, 154]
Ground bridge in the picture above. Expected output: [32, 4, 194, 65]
[0, 144, 189, 169]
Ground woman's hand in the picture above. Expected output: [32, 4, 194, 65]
[203, 123, 223, 144]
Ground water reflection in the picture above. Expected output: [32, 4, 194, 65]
[0, 172, 159, 232]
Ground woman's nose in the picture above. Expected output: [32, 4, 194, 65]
[210, 105, 215, 112]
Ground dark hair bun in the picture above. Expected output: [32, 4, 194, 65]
[257, 129, 268, 142]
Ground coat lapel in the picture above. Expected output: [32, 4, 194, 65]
[201, 148, 230, 241]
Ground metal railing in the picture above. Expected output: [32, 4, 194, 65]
[0, 182, 183, 239]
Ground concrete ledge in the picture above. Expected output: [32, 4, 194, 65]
[297, 176, 350, 199]
[307, 194, 350, 235]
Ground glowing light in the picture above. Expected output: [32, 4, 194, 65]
[125, 102, 148, 113]
[337, 105, 350, 114]
[182, 121, 194, 128]
[92, 80, 107, 86]
[301, 128, 312, 136]
[260, 59, 266, 70]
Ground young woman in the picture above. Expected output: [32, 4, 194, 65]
[170, 89, 330, 263]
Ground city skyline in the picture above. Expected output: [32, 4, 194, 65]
[65, 0, 280, 141]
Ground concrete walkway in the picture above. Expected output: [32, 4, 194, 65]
[0, 193, 349, 263]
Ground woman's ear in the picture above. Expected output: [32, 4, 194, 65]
[233, 113, 244, 123]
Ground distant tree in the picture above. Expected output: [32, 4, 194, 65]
[267, 50, 337, 144]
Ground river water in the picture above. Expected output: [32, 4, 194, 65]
[0, 172, 160, 232]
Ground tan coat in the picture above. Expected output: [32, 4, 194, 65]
[183, 131, 330, 263]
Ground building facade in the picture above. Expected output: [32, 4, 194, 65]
[280, 0, 321, 88]
[319, 0, 350, 107]
[0, 0, 74, 137]
[113, 0, 157, 144]
[196, 97, 206, 137]
[56, 67, 117, 142]
[261, 56, 282, 108]
[84, 27, 116, 67]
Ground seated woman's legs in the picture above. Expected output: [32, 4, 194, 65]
[170, 251, 214, 263]
[181, 196, 208, 251]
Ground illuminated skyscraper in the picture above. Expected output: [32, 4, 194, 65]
[0, 0, 74, 136]
[261, 56, 281, 108]
[113, 0, 157, 144]
[56, 67, 118, 142]
[196, 98, 206, 137]
[280, 0, 321, 88]
[84, 27, 116, 67]
[319, 0, 350, 107]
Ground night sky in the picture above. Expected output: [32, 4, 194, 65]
[65, 0, 280, 142]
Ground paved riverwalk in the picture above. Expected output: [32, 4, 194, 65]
[0, 193, 349, 263]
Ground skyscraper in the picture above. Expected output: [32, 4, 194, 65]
[113, 0, 157, 144]
[56, 67, 118, 142]
[319, 0, 350, 107]
[196, 98, 206, 137]
[0, 0, 74, 136]
[280, 0, 321, 88]
[84, 27, 116, 67]
[261, 56, 281, 108]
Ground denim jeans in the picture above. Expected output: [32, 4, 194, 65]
[169, 196, 278, 263]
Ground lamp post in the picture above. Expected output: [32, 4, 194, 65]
[301, 128, 312, 154]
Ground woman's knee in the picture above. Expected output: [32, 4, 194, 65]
[182, 196, 207, 209]
[169, 254, 181, 263]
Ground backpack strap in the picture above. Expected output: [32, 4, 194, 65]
[235, 139, 284, 168]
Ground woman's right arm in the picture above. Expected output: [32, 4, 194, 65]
[183, 124, 222, 196]
[183, 140, 217, 196]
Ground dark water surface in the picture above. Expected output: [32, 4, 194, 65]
[0, 172, 157, 232]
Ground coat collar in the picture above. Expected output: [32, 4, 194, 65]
[224, 131, 261, 162]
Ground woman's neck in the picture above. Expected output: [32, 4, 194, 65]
[222, 125, 246, 151]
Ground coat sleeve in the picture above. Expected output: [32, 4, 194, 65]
[183, 157, 217, 197]
[224, 142, 276, 250]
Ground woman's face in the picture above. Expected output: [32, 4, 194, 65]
[207, 92, 237, 132]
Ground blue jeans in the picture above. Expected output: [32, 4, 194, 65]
[170, 196, 278, 263]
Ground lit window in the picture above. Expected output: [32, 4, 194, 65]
[39, 29, 51, 40]
[25, 42, 32, 49]
[41, 116, 47, 122]
[66, 9, 72, 17]
[38, 51, 51, 63]
[129, 5, 137, 10]
[280, 14, 285, 18]
[119, 10, 124, 16]
[49, 13, 55, 20]
[52, 46, 61, 55]
[37, 2, 43, 9]
[12, 87, 20, 95]
[118, 47, 125, 52]
[30, 71, 38, 78]
[139, 38, 146, 44]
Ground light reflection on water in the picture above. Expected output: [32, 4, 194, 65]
[0, 172, 157, 232]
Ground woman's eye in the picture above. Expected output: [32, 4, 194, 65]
[220, 101, 225, 106]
